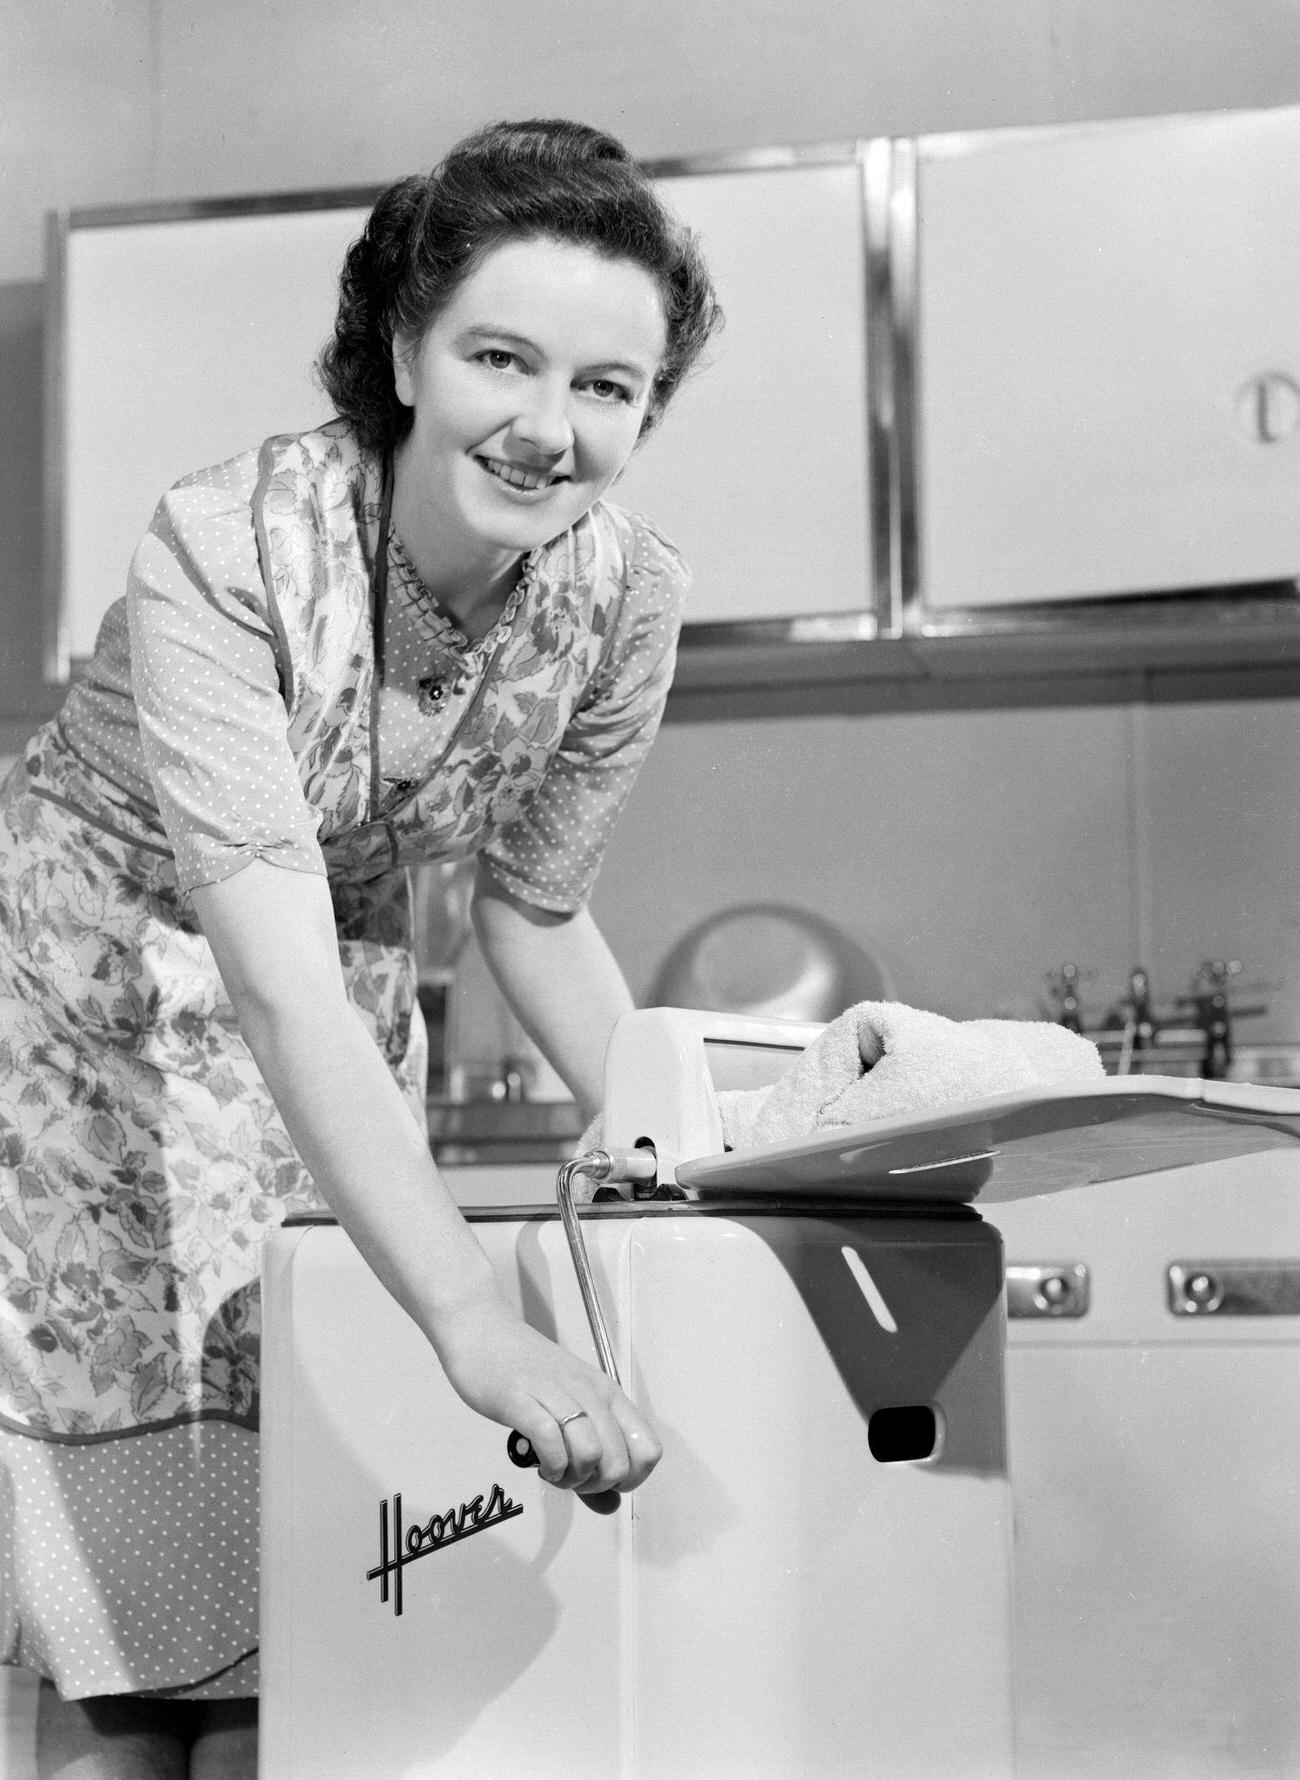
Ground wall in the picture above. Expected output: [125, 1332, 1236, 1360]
[3, 0, 1299, 1044]
[591, 695, 1300, 1038]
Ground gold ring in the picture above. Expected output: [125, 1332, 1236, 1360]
[556, 1410, 590, 1428]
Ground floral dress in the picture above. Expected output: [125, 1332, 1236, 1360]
[0, 422, 686, 1699]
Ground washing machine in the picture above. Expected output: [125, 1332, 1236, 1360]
[259, 1009, 1300, 1779]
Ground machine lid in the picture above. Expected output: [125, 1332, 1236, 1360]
[673, 1076, 1300, 1207]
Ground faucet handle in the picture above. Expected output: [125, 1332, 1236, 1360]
[1193, 959, 1242, 994]
[1115, 965, 1156, 1049]
[1044, 963, 1091, 992]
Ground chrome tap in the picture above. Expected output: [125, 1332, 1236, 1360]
[1069, 960, 1266, 1079]
[1181, 960, 1242, 1080]
[1044, 964, 1089, 1033]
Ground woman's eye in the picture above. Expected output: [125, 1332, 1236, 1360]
[477, 349, 520, 372]
[586, 379, 631, 403]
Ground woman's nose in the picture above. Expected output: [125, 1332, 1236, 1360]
[510, 386, 574, 457]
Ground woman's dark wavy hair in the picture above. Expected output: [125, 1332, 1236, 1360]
[318, 118, 722, 457]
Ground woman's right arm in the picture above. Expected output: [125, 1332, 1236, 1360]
[191, 857, 661, 1500]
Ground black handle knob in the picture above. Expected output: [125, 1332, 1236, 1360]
[507, 1430, 540, 1468]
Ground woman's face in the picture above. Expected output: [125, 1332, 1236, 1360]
[392, 235, 667, 568]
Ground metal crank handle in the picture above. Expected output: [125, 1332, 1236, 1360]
[556, 1146, 659, 1387]
[506, 1146, 658, 1496]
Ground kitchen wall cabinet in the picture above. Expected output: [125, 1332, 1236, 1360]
[43, 101, 1300, 690]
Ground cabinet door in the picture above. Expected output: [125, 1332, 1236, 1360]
[916, 105, 1300, 609]
[616, 161, 872, 624]
[61, 207, 362, 663]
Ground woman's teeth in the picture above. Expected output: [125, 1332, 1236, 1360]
[480, 458, 559, 491]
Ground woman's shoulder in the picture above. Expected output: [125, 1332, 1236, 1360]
[155, 421, 368, 524]
[133, 425, 369, 633]
[143, 423, 374, 580]
[135, 447, 267, 602]
[153, 445, 263, 529]
[581, 500, 691, 609]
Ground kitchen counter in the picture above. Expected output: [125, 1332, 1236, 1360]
[426, 1097, 582, 1166]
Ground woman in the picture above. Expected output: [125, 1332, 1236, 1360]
[0, 118, 719, 1776]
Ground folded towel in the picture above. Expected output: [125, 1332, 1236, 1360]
[719, 1000, 1104, 1150]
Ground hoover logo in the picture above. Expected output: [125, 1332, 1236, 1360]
[367, 1484, 524, 1617]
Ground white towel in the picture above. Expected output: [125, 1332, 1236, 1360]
[719, 1000, 1104, 1150]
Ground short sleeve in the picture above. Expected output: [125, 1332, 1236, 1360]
[478, 513, 688, 913]
[127, 463, 328, 897]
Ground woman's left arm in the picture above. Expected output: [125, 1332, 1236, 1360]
[472, 862, 633, 1123]
[471, 513, 692, 1118]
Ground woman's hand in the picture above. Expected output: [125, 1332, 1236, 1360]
[428, 1293, 663, 1504]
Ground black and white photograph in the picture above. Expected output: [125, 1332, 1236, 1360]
[1, 3, 1299, 1775]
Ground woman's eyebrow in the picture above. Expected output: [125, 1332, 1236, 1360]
[587, 359, 654, 385]
[455, 325, 537, 353]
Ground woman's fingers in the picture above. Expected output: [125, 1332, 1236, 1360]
[609, 1395, 663, 1489]
[554, 1393, 663, 1495]
[547, 1402, 608, 1488]
[516, 1389, 659, 1496]
[507, 1398, 598, 1488]
[432, 1301, 662, 1497]
[548, 1399, 626, 1491]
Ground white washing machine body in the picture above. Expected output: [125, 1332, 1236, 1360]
[260, 1201, 1015, 1780]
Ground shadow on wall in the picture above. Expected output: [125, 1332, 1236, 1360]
[0, 283, 54, 726]
[0, 1667, 38, 1779]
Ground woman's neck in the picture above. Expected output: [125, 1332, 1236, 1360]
[388, 453, 523, 643]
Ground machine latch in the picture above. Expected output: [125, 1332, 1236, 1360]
[1168, 1261, 1300, 1317]
[1005, 1263, 1090, 1319]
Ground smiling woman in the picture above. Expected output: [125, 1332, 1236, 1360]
[0, 119, 718, 1778]
[388, 237, 670, 635]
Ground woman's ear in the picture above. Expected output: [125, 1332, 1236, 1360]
[391, 330, 418, 407]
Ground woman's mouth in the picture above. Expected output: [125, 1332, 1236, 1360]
[477, 456, 565, 493]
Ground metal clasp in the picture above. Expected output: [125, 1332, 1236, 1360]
[1006, 1263, 1090, 1319]
[1168, 1261, 1300, 1317]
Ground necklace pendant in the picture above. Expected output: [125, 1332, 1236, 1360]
[417, 676, 445, 715]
